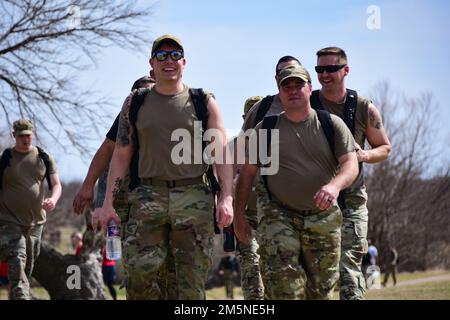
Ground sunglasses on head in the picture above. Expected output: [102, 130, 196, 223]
[315, 64, 346, 74]
[152, 50, 184, 62]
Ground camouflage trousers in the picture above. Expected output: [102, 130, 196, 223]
[0, 222, 43, 300]
[122, 182, 214, 300]
[339, 204, 368, 300]
[257, 197, 342, 300]
[236, 208, 264, 300]
[97, 170, 179, 300]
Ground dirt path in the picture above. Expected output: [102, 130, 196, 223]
[384, 274, 450, 288]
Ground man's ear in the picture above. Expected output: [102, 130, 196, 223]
[344, 65, 350, 76]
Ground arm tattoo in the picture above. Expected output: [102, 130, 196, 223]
[117, 95, 133, 146]
[112, 177, 123, 198]
[369, 107, 383, 130]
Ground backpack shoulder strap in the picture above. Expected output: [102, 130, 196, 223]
[189, 88, 209, 133]
[343, 89, 358, 135]
[189, 88, 220, 234]
[310, 90, 324, 110]
[36, 146, 52, 191]
[0, 148, 12, 190]
[315, 109, 336, 161]
[254, 95, 275, 126]
[128, 88, 150, 191]
[260, 114, 280, 201]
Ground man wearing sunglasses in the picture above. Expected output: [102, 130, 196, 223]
[93, 34, 234, 300]
[313, 47, 392, 300]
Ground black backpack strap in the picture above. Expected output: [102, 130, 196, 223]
[260, 114, 279, 201]
[254, 95, 275, 126]
[343, 89, 358, 135]
[0, 148, 12, 190]
[189, 88, 221, 235]
[315, 110, 346, 209]
[316, 110, 336, 160]
[36, 146, 52, 191]
[128, 88, 150, 190]
[310, 90, 324, 111]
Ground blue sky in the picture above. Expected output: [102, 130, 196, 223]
[53, 0, 449, 182]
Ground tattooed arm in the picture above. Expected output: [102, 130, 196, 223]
[92, 94, 134, 232]
[358, 102, 392, 163]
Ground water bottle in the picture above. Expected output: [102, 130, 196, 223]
[106, 220, 122, 260]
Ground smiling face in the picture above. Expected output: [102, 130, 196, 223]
[317, 54, 349, 91]
[149, 43, 186, 84]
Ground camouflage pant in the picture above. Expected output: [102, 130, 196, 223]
[236, 208, 264, 300]
[122, 182, 214, 300]
[339, 204, 368, 300]
[0, 222, 43, 300]
[97, 171, 179, 300]
[257, 196, 342, 300]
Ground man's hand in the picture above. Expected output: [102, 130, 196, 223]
[73, 184, 94, 215]
[216, 195, 234, 228]
[91, 206, 121, 233]
[313, 183, 340, 210]
[355, 143, 369, 163]
[42, 198, 57, 212]
[234, 213, 252, 245]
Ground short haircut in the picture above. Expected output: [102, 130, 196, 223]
[316, 47, 348, 64]
[131, 76, 156, 91]
[275, 56, 301, 75]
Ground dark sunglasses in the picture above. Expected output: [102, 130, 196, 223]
[315, 64, 346, 74]
[152, 50, 184, 61]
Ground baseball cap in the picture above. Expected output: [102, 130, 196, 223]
[151, 34, 184, 55]
[277, 66, 312, 86]
[13, 119, 33, 135]
[243, 96, 264, 116]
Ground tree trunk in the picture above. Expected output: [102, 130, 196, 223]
[33, 214, 108, 300]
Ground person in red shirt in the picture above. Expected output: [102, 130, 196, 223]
[71, 232, 83, 256]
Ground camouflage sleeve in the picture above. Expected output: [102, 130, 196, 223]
[116, 93, 134, 147]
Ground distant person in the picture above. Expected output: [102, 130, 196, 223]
[382, 245, 398, 287]
[218, 252, 239, 300]
[71, 232, 83, 256]
[368, 240, 378, 266]
[0, 119, 62, 300]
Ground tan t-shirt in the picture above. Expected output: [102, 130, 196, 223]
[240, 94, 284, 211]
[318, 91, 370, 206]
[0, 147, 57, 226]
[254, 109, 357, 211]
[132, 85, 210, 180]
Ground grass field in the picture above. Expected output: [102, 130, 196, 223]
[1, 270, 449, 300]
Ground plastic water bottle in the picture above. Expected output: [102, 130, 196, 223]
[106, 220, 122, 260]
